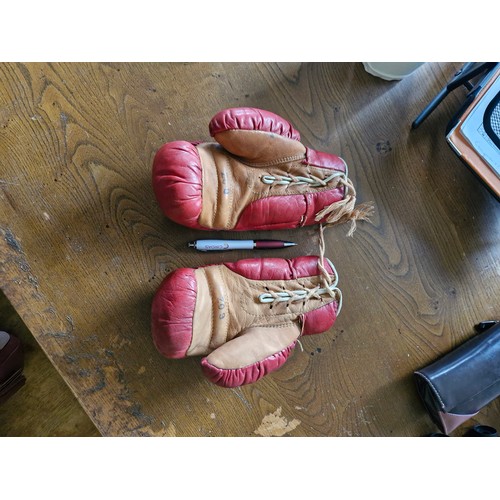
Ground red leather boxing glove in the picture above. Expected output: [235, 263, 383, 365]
[151, 256, 342, 388]
[152, 107, 372, 233]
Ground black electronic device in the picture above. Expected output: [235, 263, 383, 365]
[413, 62, 500, 199]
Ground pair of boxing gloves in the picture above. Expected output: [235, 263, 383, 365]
[151, 107, 371, 388]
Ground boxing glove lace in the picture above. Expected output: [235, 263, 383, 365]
[152, 107, 373, 233]
[151, 255, 342, 388]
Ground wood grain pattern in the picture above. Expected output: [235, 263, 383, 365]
[1, 62, 499, 436]
[0, 290, 99, 436]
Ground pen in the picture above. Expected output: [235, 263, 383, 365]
[187, 239, 297, 251]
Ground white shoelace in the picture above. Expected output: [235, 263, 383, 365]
[261, 170, 374, 237]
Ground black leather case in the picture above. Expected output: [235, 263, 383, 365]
[414, 322, 500, 434]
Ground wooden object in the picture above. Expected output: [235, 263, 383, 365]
[1, 62, 499, 436]
[0, 290, 99, 436]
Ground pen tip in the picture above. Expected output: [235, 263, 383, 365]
[284, 242, 297, 247]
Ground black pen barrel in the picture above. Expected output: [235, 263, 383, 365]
[412, 86, 449, 129]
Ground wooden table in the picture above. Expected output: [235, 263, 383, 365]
[1, 62, 499, 436]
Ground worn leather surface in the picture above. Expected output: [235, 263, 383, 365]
[414, 322, 500, 433]
[152, 107, 347, 231]
[152, 141, 203, 229]
[151, 267, 197, 358]
[209, 107, 301, 140]
[201, 332, 297, 388]
[151, 256, 341, 387]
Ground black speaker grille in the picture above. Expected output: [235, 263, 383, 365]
[484, 90, 500, 149]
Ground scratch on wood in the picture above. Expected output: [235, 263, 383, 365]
[41, 315, 75, 339]
[18, 260, 29, 272]
[1, 228, 44, 297]
[127, 403, 154, 425]
[27, 274, 39, 288]
[85, 366, 106, 394]
[254, 407, 300, 437]
[69, 345, 157, 435]
[64, 354, 77, 364]
[42, 331, 74, 339]
[66, 315, 74, 333]
[0, 187, 18, 210]
[4, 228, 22, 253]
[230, 387, 252, 410]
